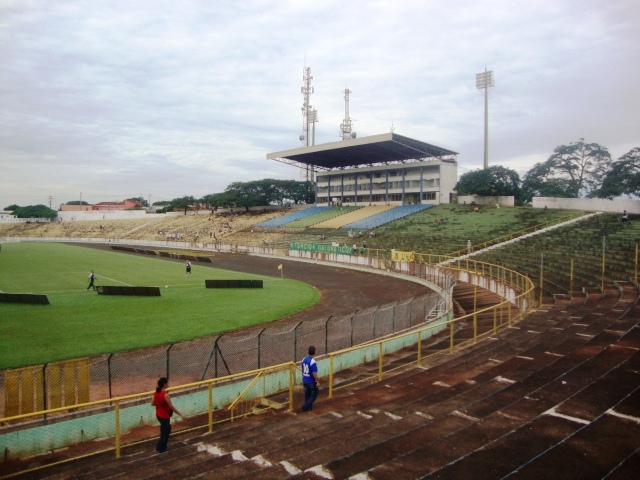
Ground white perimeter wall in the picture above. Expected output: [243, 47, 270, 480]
[532, 197, 640, 214]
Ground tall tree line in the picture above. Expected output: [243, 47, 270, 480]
[455, 139, 640, 205]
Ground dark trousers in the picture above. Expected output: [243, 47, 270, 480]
[156, 416, 171, 452]
[302, 382, 318, 411]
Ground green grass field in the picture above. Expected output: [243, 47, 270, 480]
[0, 242, 320, 369]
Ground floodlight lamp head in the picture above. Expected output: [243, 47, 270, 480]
[476, 70, 495, 89]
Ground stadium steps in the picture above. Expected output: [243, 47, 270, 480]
[342, 203, 435, 230]
[9, 285, 638, 479]
[253, 206, 332, 228]
[283, 206, 361, 228]
[341, 290, 639, 478]
[119, 217, 166, 237]
[309, 205, 394, 229]
[438, 212, 602, 266]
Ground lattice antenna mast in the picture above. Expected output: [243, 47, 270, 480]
[475, 67, 495, 169]
[299, 66, 318, 181]
[300, 67, 317, 147]
[339, 88, 356, 140]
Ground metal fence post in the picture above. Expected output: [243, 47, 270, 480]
[107, 353, 113, 399]
[214, 338, 219, 378]
[257, 328, 266, 368]
[42, 363, 48, 414]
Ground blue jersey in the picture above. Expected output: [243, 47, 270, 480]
[301, 355, 317, 384]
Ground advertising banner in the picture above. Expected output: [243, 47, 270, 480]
[290, 242, 353, 255]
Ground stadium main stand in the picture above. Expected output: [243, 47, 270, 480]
[343, 203, 434, 230]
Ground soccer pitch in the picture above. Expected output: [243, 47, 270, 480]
[0, 242, 320, 369]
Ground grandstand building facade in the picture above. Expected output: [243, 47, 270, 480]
[268, 132, 458, 206]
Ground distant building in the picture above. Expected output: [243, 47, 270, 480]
[60, 200, 141, 212]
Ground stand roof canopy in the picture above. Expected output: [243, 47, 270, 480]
[267, 132, 458, 171]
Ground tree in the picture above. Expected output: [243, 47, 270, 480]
[522, 139, 612, 201]
[13, 204, 57, 219]
[65, 200, 90, 205]
[224, 180, 274, 211]
[593, 147, 640, 199]
[455, 165, 522, 203]
[275, 180, 314, 205]
[202, 191, 237, 209]
[4, 204, 19, 211]
[200, 179, 314, 212]
[168, 196, 196, 215]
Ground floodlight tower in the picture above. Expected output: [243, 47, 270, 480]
[476, 67, 495, 169]
[339, 88, 356, 140]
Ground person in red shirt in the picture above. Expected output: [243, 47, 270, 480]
[151, 377, 185, 453]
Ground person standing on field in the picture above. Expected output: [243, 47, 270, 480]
[185, 260, 192, 276]
[301, 345, 320, 412]
[151, 377, 185, 453]
[87, 270, 97, 291]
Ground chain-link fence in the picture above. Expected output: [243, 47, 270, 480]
[0, 291, 446, 418]
[1, 237, 454, 419]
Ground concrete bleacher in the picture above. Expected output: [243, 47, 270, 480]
[283, 206, 361, 228]
[310, 205, 394, 229]
[253, 206, 331, 228]
[474, 213, 638, 298]
[343, 203, 434, 230]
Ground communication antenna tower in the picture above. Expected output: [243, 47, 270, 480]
[299, 66, 318, 181]
[339, 88, 356, 140]
[300, 67, 319, 147]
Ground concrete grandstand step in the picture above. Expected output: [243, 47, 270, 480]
[506, 409, 640, 480]
[360, 339, 637, 478]
[48, 440, 202, 480]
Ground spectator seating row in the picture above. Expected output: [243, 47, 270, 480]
[343, 203, 434, 230]
[253, 206, 332, 228]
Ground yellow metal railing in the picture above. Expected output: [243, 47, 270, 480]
[326, 269, 535, 398]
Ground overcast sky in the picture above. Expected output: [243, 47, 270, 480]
[1, 0, 638, 208]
